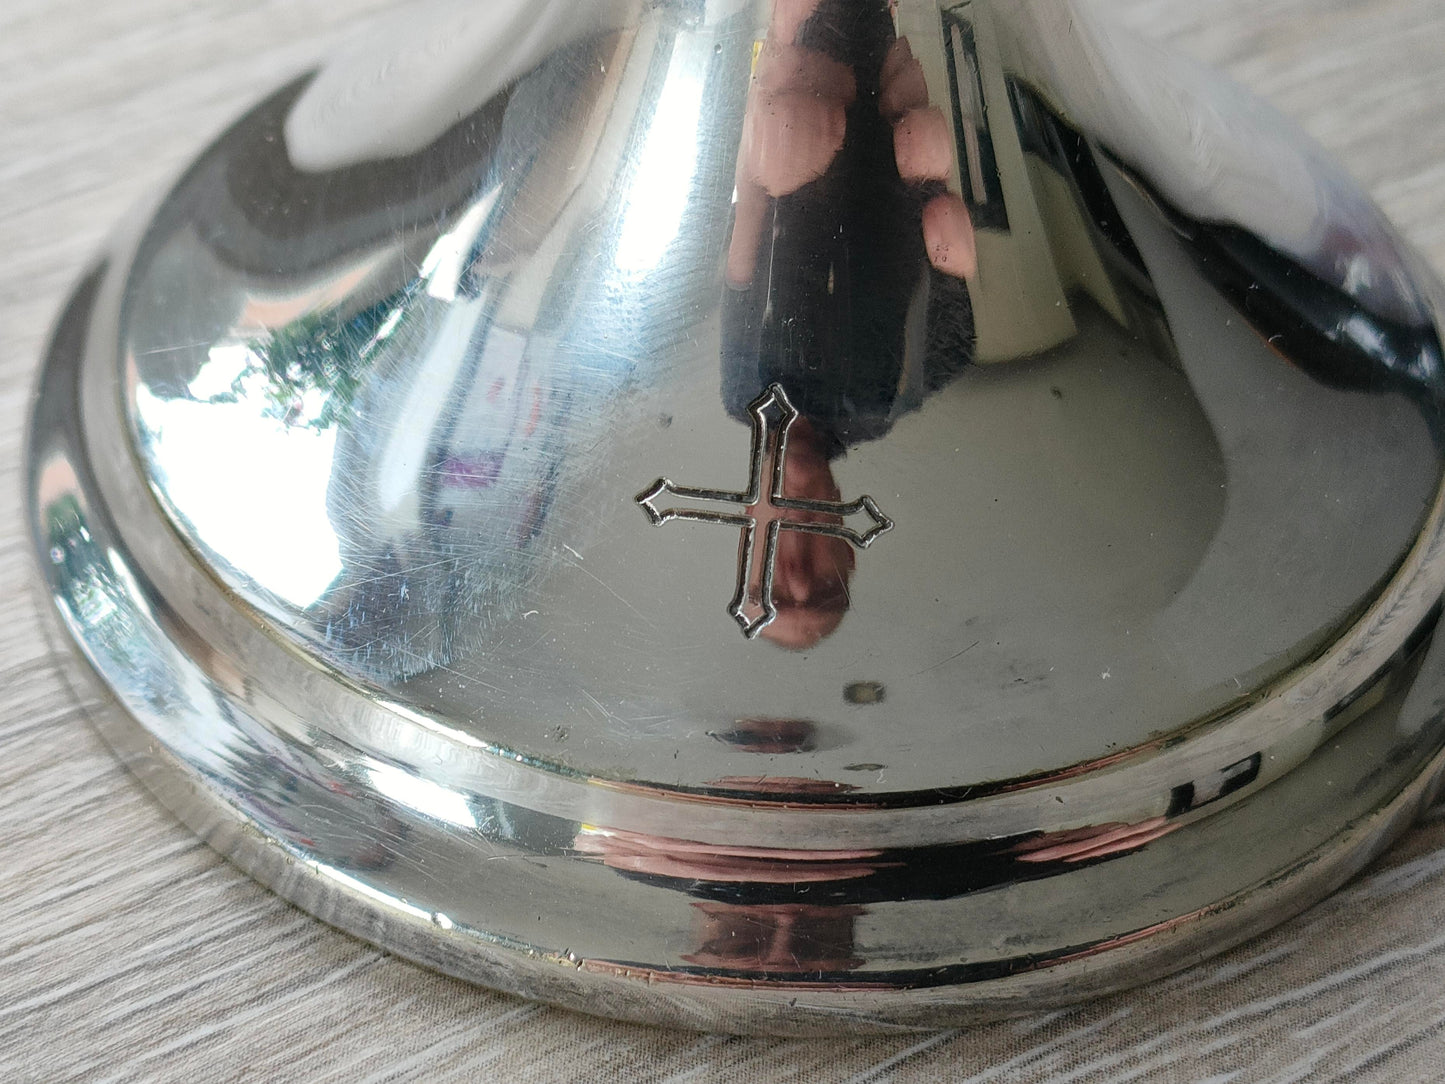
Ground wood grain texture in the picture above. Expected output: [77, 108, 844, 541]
[2, 1, 1444, 1080]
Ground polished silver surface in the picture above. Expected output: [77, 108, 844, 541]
[23, 0, 1445, 1033]
[636, 382, 895, 640]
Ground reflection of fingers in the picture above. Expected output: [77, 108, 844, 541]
[923, 193, 977, 280]
[727, 178, 770, 286]
[880, 51, 928, 119]
[881, 37, 914, 90]
[894, 106, 952, 182]
[746, 90, 847, 197]
[755, 40, 856, 104]
[769, 0, 824, 45]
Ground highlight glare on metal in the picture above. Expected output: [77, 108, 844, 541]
[23, 0, 1445, 1034]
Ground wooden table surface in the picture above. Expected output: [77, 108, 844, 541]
[4, 1, 1445, 1080]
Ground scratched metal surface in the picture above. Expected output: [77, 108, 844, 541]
[3, 0, 1445, 1080]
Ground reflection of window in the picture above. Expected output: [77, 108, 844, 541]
[942, 10, 1008, 231]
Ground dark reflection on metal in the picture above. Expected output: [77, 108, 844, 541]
[575, 752, 1275, 908]
[1173, 214, 1445, 413]
[708, 718, 819, 754]
[705, 1, 978, 647]
[721, 1, 977, 461]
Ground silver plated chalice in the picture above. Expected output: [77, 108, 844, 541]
[24, 0, 1445, 1032]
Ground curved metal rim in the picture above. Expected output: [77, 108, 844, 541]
[33, 589, 1445, 1033]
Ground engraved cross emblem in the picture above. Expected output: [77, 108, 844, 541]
[635, 384, 894, 639]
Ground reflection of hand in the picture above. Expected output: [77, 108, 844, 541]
[744, 37, 856, 198]
[728, 1, 977, 286]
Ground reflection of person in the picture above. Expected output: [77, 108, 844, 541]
[723, 0, 977, 457]
[720, 0, 979, 650]
[683, 902, 864, 973]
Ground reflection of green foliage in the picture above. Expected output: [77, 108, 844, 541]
[45, 494, 101, 604]
[43, 494, 187, 714]
[44, 493, 129, 653]
[45, 491, 93, 604]
[247, 285, 419, 430]
[45, 492, 86, 549]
